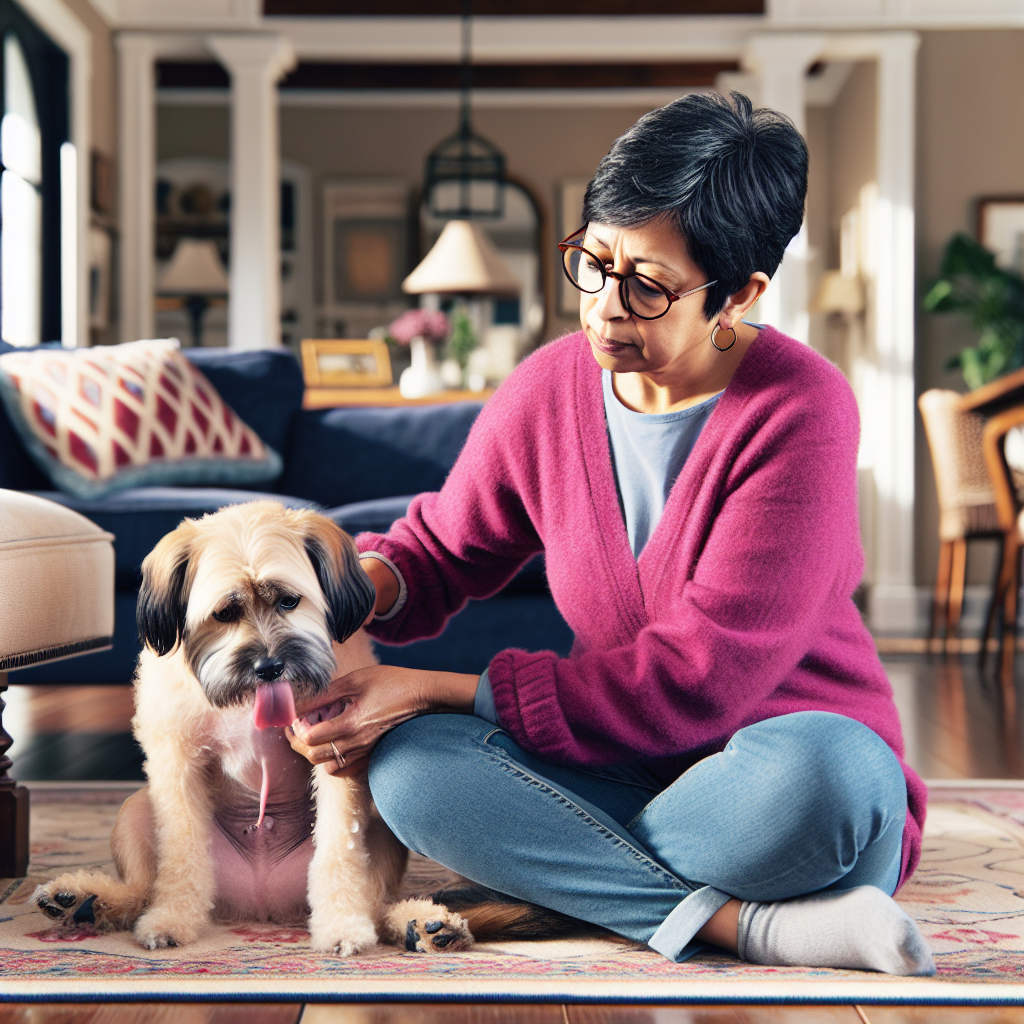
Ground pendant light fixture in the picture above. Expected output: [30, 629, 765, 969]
[423, 0, 505, 220]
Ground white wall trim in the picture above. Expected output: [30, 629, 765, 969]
[116, 32, 155, 344]
[848, 33, 920, 630]
[206, 33, 295, 350]
[14, 0, 90, 347]
[744, 33, 826, 345]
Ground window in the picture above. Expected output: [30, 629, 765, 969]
[0, 0, 68, 347]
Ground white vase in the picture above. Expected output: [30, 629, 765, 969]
[399, 336, 445, 399]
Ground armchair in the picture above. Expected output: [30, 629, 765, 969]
[981, 405, 1024, 694]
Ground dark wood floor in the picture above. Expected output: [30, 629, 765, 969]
[9, 654, 1024, 782]
[4, 653, 1024, 1021]
[5, 1003, 1024, 1023]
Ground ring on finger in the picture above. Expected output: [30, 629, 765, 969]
[330, 741, 346, 769]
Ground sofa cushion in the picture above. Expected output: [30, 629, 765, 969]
[0, 341, 282, 498]
[0, 490, 115, 671]
[35, 487, 320, 590]
[184, 347, 304, 462]
[0, 341, 59, 491]
[325, 494, 548, 591]
[281, 402, 482, 507]
[327, 495, 417, 536]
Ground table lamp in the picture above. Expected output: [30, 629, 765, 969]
[158, 239, 230, 347]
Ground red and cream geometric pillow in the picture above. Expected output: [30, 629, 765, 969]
[0, 339, 281, 498]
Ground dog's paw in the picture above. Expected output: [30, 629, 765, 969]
[32, 883, 100, 929]
[309, 913, 378, 957]
[133, 906, 200, 950]
[404, 909, 472, 953]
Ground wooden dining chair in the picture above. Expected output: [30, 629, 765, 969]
[918, 390, 1003, 651]
[981, 404, 1024, 688]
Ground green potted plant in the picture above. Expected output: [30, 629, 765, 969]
[924, 232, 1024, 389]
[446, 307, 480, 388]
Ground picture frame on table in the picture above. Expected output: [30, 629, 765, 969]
[300, 339, 393, 389]
[977, 196, 1024, 274]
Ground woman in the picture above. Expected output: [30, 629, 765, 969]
[288, 92, 932, 974]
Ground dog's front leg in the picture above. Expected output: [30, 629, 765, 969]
[307, 764, 380, 956]
[132, 741, 216, 950]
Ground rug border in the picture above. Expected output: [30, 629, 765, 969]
[7, 782, 1024, 1005]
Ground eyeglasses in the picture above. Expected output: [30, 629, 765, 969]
[558, 228, 717, 321]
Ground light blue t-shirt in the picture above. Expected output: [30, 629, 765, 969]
[602, 369, 721, 558]
[474, 371, 721, 725]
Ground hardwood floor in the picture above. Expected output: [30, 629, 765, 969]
[4, 654, 1024, 1021]
[3, 1006, 1024, 1023]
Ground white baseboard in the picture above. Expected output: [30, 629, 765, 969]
[868, 584, 925, 635]
[868, 583, 1002, 638]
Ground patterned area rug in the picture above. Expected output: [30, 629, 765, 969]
[3, 782, 1024, 1004]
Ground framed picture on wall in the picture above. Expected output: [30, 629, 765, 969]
[978, 197, 1024, 274]
[323, 179, 410, 306]
[300, 338, 393, 388]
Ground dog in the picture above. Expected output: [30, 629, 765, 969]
[30, 501, 479, 955]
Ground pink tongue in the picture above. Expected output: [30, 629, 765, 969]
[253, 680, 296, 730]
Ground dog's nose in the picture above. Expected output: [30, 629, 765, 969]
[253, 656, 285, 682]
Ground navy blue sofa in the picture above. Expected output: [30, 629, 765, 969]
[2, 347, 573, 685]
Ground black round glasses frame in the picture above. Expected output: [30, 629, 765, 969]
[557, 228, 717, 322]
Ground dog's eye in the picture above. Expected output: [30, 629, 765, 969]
[212, 605, 241, 623]
[279, 594, 300, 611]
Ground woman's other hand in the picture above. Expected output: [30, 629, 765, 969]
[286, 666, 480, 777]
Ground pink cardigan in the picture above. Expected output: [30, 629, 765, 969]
[358, 327, 926, 889]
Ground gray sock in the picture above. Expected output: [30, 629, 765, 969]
[736, 885, 935, 976]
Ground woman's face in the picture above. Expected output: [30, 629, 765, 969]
[578, 218, 718, 377]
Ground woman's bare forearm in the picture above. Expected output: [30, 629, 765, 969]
[427, 672, 481, 713]
[360, 555, 401, 618]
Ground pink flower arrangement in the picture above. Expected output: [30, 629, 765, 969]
[388, 308, 451, 345]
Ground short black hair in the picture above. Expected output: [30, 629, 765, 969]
[582, 91, 808, 320]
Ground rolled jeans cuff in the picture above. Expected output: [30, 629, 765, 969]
[648, 885, 733, 963]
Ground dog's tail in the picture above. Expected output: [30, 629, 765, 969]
[427, 883, 596, 941]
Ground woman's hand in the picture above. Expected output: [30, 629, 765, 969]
[286, 666, 480, 777]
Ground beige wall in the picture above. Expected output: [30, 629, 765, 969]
[158, 105, 229, 163]
[281, 103, 652, 337]
[62, 0, 117, 159]
[157, 101, 656, 339]
[805, 62, 877, 364]
[916, 29, 1024, 587]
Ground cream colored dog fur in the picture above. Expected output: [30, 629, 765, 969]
[31, 501, 471, 955]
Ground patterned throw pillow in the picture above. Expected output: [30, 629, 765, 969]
[0, 339, 282, 498]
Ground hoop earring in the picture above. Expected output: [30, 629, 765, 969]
[711, 324, 737, 352]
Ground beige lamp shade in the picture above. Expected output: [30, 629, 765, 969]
[812, 270, 864, 314]
[158, 239, 230, 295]
[403, 220, 521, 296]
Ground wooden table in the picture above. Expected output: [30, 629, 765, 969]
[303, 387, 494, 409]
[958, 365, 1024, 416]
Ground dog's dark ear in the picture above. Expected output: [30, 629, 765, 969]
[137, 521, 196, 656]
[304, 516, 376, 644]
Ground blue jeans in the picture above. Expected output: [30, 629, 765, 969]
[368, 710, 908, 962]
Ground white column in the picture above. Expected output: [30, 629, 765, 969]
[744, 34, 825, 343]
[866, 33, 920, 632]
[116, 34, 156, 345]
[206, 35, 295, 351]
